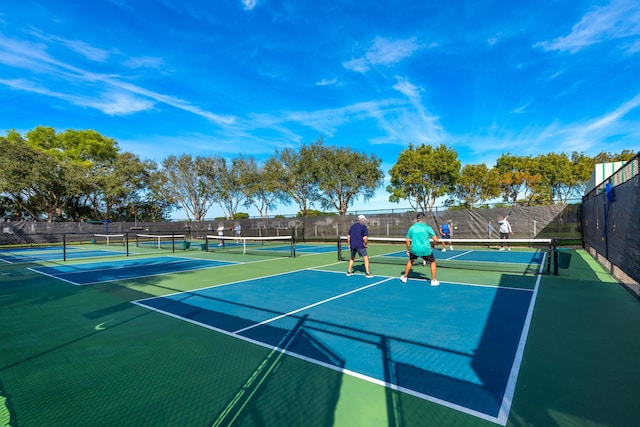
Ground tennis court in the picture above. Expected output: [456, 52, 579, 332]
[1, 236, 639, 426]
[28, 256, 237, 286]
[0, 246, 128, 264]
[134, 269, 536, 424]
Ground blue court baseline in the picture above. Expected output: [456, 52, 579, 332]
[29, 256, 235, 285]
[134, 269, 537, 425]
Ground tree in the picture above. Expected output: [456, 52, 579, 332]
[388, 143, 460, 212]
[95, 152, 155, 220]
[495, 153, 544, 206]
[0, 136, 78, 221]
[308, 140, 384, 216]
[212, 156, 247, 220]
[161, 154, 218, 221]
[455, 163, 501, 208]
[276, 145, 323, 217]
[237, 155, 289, 219]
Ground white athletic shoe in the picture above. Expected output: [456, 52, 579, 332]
[400, 275, 407, 284]
[507, 247, 511, 251]
[430, 279, 440, 287]
[449, 246, 453, 250]
[422, 259, 427, 266]
[441, 248, 446, 252]
[499, 248, 505, 251]
[346, 271, 353, 276]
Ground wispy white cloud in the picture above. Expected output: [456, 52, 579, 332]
[393, 76, 421, 99]
[342, 57, 369, 74]
[241, 0, 258, 11]
[123, 56, 165, 69]
[29, 29, 112, 61]
[511, 103, 530, 114]
[316, 78, 338, 86]
[582, 91, 640, 133]
[534, 0, 640, 53]
[0, 77, 154, 115]
[343, 37, 422, 74]
[470, 91, 640, 157]
[0, 33, 234, 123]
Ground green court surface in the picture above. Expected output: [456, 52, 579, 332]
[1, 245, 639, 427]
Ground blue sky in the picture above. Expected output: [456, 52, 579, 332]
[1, 0, 639, 219]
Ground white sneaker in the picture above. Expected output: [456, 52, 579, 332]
[400, 275, 407, 283]
[441, 248, 446, 252]
[449, 246, 453, 250]
[507, 248, 511, 251]
[499, 248, 505, 251]
[430, 279, 440, 287]
[346, 271, 353, 276]
[422, 259, 427, 266]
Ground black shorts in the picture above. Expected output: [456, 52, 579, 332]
[409, 252, 436, 264]
[350, 247, 368, 259]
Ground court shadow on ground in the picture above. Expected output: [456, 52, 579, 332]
[138, 277, 534, 426]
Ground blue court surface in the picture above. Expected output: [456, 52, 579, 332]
[133, 269, 537, 424]
[28, 256, 236, 285]
[0, 246, 127, 263]
[295, 244, 336, 254]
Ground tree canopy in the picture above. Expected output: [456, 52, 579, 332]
[0, 127, 636, 221]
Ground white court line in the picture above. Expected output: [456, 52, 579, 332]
[232, 276, 394, 335]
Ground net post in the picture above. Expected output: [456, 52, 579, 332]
[337, 237, 342, 261]
[125, 232, 129, 256]
[291, 236, 296, 258]
[552, 239, 559, 276]
[205, 235, 209, 252]
[63, 234, 67, 262]
[172, 233, 175, 253]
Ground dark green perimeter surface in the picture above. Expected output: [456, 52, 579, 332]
[0, 246, 639, 426]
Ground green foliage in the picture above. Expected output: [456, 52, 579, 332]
[387, 143, 460, 212]
[297, 209, 338, 217]
[455, 163, 500, 208]
[1, 126, 636, 222]
[304, 139, 384, 216]
[161, 154, 220, 221]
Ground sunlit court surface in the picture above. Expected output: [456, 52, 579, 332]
[1, 239, 639, 426]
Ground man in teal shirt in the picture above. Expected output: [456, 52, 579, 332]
[401, 212, 439, 286]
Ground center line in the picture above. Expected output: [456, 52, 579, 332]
[233, 277, 394, 334]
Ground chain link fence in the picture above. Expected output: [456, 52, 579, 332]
[582, 152, 640, 297]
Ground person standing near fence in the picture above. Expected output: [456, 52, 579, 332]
[234, 223, 241, 242]
[498, 214, 512, 251]
[401, 212, 439, 286]
[347, 215, 373, 278]
[217, 223, 226, 247]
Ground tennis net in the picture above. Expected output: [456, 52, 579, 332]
[93, 233, 125, 246]
[338, 236, 555, 275]
[205, 235, 296, 257]
[136, 234, 186, 250]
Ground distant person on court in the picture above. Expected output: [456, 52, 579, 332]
[440, 220, 453, 251]
[234, 223, 241, 241]
[401, 212, 439, 286]
[217, 223, 225, 247]
[498, 214, 512, 251]
[347, 214, 373, 278]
